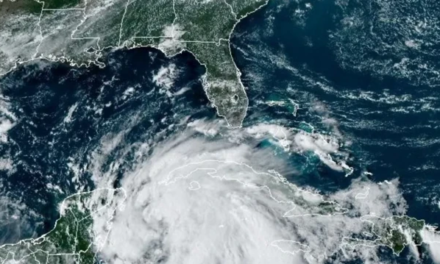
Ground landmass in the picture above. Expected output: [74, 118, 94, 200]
[0, 188, 126, 264]
[0, 0, 270, 127]
[375, 216, 425, 254]
[0, 184, 432, 262]
[1, 0, 436, 261]
[343, 215, 426, 255]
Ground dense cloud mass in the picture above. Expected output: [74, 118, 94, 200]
[86, 120, 427, 264]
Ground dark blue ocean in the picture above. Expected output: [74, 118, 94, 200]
[233, 0, 440, 224]
[0, 0, 439, 263]
[0, 49, 214, 243]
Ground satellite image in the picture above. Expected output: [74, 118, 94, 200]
[0, 0, 439, 263]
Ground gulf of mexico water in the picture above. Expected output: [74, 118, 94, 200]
[0, 0, 439, 263]
[0, 48, 213, 243]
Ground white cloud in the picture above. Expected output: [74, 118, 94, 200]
[87, 120, 412, 264]
[152, 63, 179, 92]
[158, 24, 186, 56]
[243, 121, 351, 173]
[421, 225, 440, 263]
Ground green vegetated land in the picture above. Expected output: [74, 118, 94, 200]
[0, 189, 124, 264]
[0, 0, 268, 126]
[0, 0, 82, 13]
[345, 215, 426, 255]
[43, 0, 84, 9]
[375, 216, 425, 254]
[0, 0, 42, 14]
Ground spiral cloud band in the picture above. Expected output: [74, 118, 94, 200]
[85, 120, 425, 264]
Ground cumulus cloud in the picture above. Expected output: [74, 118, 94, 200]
[158, 24, 186, 56]
[152, 63, 180, 91]
[87, 120, 415, 264]
[421, 226, 440, 263]
[243, 121, 351, 173]
[0, 96, 16, 143]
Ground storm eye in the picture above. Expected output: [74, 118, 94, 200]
[231, 94, 239, 104]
